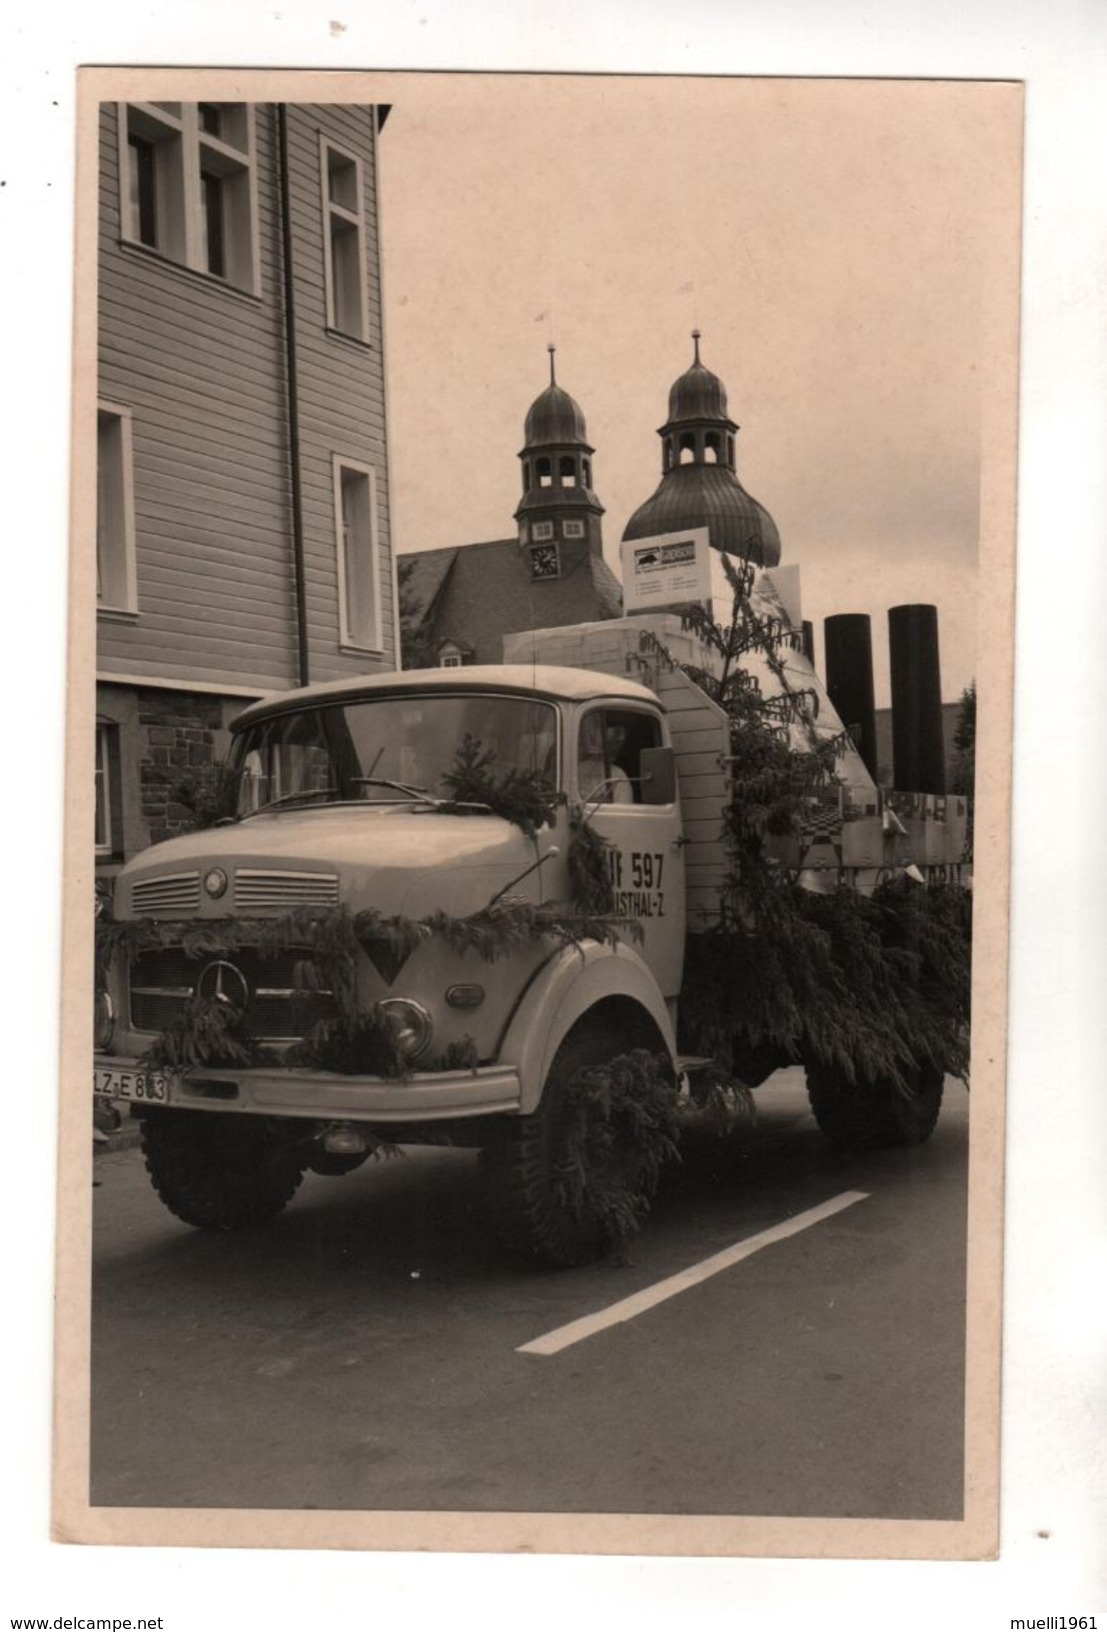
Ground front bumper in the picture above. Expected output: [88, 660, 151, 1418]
[93, 1054, 522, 1123]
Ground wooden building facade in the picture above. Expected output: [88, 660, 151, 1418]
[95, 100, 397, 869]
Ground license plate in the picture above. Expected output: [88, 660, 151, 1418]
[93, 1066, 170, 1105]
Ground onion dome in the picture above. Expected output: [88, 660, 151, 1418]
[622, 332, 781, 568]
[623, 467, 781, 564]
[667, 348, 729, 422]
[523, 347, 590, 448]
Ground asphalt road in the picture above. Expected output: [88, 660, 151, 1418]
[89, 1070, 969, 1518]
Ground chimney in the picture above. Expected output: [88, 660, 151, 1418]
[888, 603, 946, 793]
[824, 613, 878, 780]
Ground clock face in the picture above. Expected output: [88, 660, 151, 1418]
[529, 543, 561, 580]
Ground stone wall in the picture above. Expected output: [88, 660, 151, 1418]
[136, 689, 227, 847]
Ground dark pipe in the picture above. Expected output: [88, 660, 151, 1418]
[824, 613, 878, 780]
[888, 604, 945, 793]
[277, 104, 311, 688]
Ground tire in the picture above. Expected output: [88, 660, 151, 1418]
[140, 1110, 307, 1230]
[486, 1029, 674, 1269]
[805, 1061, 944, 1150]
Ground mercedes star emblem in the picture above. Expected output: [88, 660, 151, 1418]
[195, 959, 250, 1011]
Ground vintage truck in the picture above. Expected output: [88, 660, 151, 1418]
[93, 591, 970, 1266]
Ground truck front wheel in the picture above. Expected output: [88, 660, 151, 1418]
[487, 1031, 675, 1269]
[140, 1110, 308, 1230]
[805, 1062, 944, 1150]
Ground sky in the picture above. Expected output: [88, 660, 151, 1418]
[377, 75, 1020, 704]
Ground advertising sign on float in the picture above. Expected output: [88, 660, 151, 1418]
[620, 527, 713, 612]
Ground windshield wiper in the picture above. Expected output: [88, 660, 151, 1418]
[245, 786, 339, 816]
[349, 777, 444, 804]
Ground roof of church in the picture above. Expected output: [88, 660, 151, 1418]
[399, 547, 459, 621]
[399, 538, 623, 667]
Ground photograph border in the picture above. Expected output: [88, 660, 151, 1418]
[55, 63, 1021, 1561]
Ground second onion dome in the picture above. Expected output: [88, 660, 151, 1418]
[622, 332, 781, 568]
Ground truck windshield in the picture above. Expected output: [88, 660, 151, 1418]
[230, 693, 558, 816]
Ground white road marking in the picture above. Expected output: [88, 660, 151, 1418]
[516, 1189, 870, 1357]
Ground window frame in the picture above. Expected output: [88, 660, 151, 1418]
[117, 102, 260, 295]
[96, 401, 138, 617]
[575, 705, 666, 806]
[95, 720, 123, 858]
[332, 455, 382, 654]
[320, 135, 370, 343]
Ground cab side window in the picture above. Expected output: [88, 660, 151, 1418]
[577, 709, 662, 804]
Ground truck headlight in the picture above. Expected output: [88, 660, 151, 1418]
[94, 988, 115, 1053]
[377, 998, 433, 1062]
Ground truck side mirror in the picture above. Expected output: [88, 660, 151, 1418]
[638, 745, 676, 806]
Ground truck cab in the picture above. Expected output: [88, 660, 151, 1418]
[94, 665, 686, 1264]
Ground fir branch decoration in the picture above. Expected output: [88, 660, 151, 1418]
[435, 1037, 481, 1071]
[567, 810, 616, 916]
[439, 733, 559, 837]
[139, 997, 274, 1073]
[285, 1010, 411, 1079]
[553, 1049, 680, 1247]
[658, 557, 972, 1090]
[173, 761, 240, 831]
[99, 887, 641, 1077]
[680, 878, 971, 1091]
[98, 897, 640, 985]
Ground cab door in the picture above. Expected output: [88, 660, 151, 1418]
[574, 703, 685, 999]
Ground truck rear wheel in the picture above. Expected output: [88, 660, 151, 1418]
[805, 1062, 944, 1150]
[140, 1110, 307, 1230]
[487, 1030, 675, 1269]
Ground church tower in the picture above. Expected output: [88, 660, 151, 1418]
[622, 332, 781, 568]
[515, 346, 605, 584]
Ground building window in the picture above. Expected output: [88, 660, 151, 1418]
[334, 458, 380, 650]
[128, 132, 159, 247]
[119, 103, 258, 293]
[439, 650, 463, 669]
[531, 520, 555, 541]
[95, 722, 123, 857]
[96, 404, 137, 614]
[562, 519, 585, 539]
[321, 139, 369, 341]
[559, 455, 576, 487]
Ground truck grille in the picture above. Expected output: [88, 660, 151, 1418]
[130, 872, 201, 917]
[233, 869, 339, 910]
[129, 945, 334, 1039]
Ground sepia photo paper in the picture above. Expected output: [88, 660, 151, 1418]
[56, 66, 1023, 1560]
